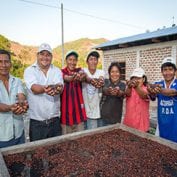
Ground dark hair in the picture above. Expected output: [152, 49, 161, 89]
[108, 61, 122, 75]
[86, 51, 100, 62]
[65, 51, 79, 60]
[0, 49, 11, 61]
[161, 62, 177, 71]
[142, 75, 148, 86]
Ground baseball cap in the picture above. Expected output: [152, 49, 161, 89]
[38, 43, 52, 54]
[131, 67, 145, 78]
[162, 57, 175, 65]
[65, 50, 79, 59]
[86, 50, 100, 61]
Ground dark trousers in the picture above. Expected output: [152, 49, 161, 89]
[29, 117, 62, 142]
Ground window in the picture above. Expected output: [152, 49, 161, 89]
[119, 62, 126, 81]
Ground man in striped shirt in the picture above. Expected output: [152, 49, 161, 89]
[61, 50, 87, 134]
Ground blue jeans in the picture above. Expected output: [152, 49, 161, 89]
[86, 118, 103, 130]
[0, 131, 25, 148]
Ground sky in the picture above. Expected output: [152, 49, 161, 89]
[1, 0, 177, 48]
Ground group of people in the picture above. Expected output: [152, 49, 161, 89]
[0, 43, 177, 148]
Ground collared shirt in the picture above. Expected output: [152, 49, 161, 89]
[24, 62, 63, 121]
[82, 68, 105, 119]
[0, 75, 25, 141]
[61, 67, 87, 125]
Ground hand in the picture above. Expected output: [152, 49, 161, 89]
[112, 87, 119, 96]
[55, 83, 63, 94]
[91, 78, 104, 88]
[107, 86, 113, 94]
[108, 87, 117, 95]
[131, 79, 139, 88]
[126, 80, 139, 88]
[126, 80, 133, 88]
[72, 72, 81, 81]
[44, 85, 55, 96]
[147, 84, 162, 94]
[11, 103, 24, 115]
[90, 78, 97, 86]
[78, 71, 87, 82]
[21, 100, 29, 113]
[44, 84, 63, 96]
[15, 100, 29, 114]
[114, 86, 123, 96]
[97, 78, 104, 88]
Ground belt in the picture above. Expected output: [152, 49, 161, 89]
[42, 117, 59, 124]
[32, 117, 59, 125]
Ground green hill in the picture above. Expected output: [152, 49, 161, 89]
[53, 38, 107, 68]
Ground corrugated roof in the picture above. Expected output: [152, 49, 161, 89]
[95, 26, 177, 49]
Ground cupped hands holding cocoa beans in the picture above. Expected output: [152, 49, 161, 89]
[70, 70, 87, 82]
[90, 78, 104, 88]
[44, 83, 63, 96]
[147, 84, 162, 94]
[11, 100, 29, 115]
[126, 79, 139, 88]
[107, 86, 123, 96]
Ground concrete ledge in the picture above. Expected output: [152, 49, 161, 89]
[0, 152, 10, 177]
[1, 123, 177, 154]
[0, 123, 177, 176]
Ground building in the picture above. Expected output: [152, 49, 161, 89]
[95, 26, 177, 83]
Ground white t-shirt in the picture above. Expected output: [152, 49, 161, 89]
[82, 68, 105, 119]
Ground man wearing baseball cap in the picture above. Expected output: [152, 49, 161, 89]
[24, 43, 64, 141]
[60, 50, 87, 134]
[148, 57, 177, 142]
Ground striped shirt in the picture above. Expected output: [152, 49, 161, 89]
[61, 67, 87, 125]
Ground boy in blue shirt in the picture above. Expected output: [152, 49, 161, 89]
[148, 57, 177, 142]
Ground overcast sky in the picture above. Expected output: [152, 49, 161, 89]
[1, 0, 177, 48]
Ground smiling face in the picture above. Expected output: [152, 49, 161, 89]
[0, 54, 11, 77]
[87, 56, 98, 73]
[109, 66, 120, 83]
[66, 54, 78, 71]
[37, 50, 52, 69]
[161, 66, 176, 83]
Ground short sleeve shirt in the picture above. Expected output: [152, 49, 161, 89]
[82, 68, 105, 119]
[24, 62, 63, 120]
[155, 79, 177, 142]
[0, 75, 25, 141]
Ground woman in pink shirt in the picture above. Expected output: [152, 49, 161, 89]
[123, 68, 150, 132]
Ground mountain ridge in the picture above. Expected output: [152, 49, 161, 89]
[9, 37, 108, 67]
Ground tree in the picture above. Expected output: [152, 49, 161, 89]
[18, 48, 32, 65]
[11, 58, 28, 78]
[0, 35, 11, 50]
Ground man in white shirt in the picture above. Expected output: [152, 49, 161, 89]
[0, 49, 28, 148]
[82, 51, 104, 129]
[24, 43, 63, 141]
